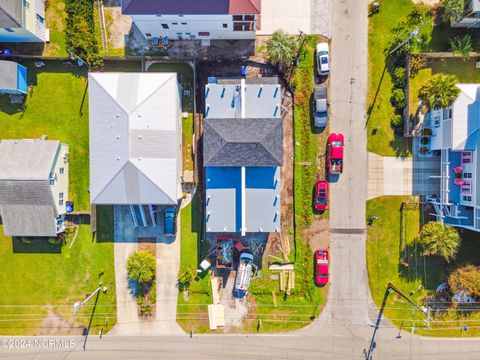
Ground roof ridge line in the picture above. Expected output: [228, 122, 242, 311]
[91, 160, 129, 204]
[204, 121, 228, 165]
[129, 73, 176, 115]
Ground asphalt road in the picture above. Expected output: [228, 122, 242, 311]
[2, 1, 480, 359]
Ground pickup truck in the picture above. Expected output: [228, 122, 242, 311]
[164, 206, 176, 236]
[233, 252, 255, 299]
[327, 133, 344, 174]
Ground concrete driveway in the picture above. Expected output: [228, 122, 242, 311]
[110, 205, 183, 335]
[258, 0, 331, 37]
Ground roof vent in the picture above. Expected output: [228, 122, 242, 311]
[138, 157, 142, 161]
[138, 135, 142, 139]
[116, 135, 120, 139]
[116, 114, 120, 118]
[116, 156, 120, 161]
[137, 114, 142, 118]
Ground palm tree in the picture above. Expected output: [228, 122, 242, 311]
[419, 73, 460, 110]
[419, 222, 460, 262]
[178, 266, 196, 291]
[266, 30, 297, 70]
[127, 251, 156, 284]
[440, 0, 465, 23]
[449, 34, 473, 60]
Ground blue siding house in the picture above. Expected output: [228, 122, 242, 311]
[0, 60, 27, 95]
[203, 77, 283, 235]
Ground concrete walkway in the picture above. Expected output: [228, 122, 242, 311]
[367, 152, 440, 200]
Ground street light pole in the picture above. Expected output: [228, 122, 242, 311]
[73, 282, 108, 315]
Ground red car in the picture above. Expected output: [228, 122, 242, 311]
[315, 249, 329, 286]
[327, 133, 344, 174]
[313, 180, 328, 212]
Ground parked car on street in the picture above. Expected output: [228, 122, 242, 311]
[313, 180, 328, 212]
[327, 132, 344, 174]
[316, 43, 330, 76]
[314, 249, 329, 286]
[313, 85, 328, 127]
[164, 206, 176, 236]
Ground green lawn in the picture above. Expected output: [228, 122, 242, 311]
[0, 61, 90, 210]
[0, 221, 116, 335]
[44, 0, 67, 56]
[293, 35, 328, 226]
[176, 194, 212, 333]
[367, 0, 478, 156]
[367, 196, 480, 337]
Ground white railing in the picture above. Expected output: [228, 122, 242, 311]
[476, 207, 480, 230]
[440, 150, 450, 204]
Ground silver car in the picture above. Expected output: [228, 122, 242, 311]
[314, 85, 328, 127]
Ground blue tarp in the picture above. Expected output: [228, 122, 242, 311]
[16, 64, 27, 94]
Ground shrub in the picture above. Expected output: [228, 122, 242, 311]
[127, 251, 156, 284]
[392, 67, 406, 88]
[448, 265, 480, 299]
[368, 2, 381, 16]
[136, 294, 144, 306]
[409, 55, 426, 77]
[419, 222, 460, 262]
[419, 73, 460, 110]
[421, 128, 433, 136]
[140, 303, 152, 317]
[420, 145, 429, 154]
[390, 114, 403, 128]
[178, 266, 196, 291]
[150, 280, 156, 304]
[421, 136, 430, 145]
[391, 89, 406, 109]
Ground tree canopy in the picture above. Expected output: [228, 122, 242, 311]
[267, 30, 297, 69]
[418, 222, 460, 262]
[448, 265, 480, 299]
[419, 73, 460, 110]
[127, 251, 156, 284]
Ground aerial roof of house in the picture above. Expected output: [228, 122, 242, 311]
[203, 117, 283, 166]
[88, 72, 181, 205]
[0, 60, 27, 94]
[472, 0, 480, 13]
[0, 139, 61, 237]
[0, 0, 23, 29]
[450, 84, 480, 150]
[122, 0, 261, 15]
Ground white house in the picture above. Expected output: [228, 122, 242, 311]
[0, 0, 48, 42]
[121, 0, 261, 42]
[0, 139, 69, 237]
[427, 84, 480, 232]
[88, 72, 182, 208]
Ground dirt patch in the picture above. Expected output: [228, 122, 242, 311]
[302, 218, 330, 252]
[39, 306, 83, 335]
[46, 1, 65, 33]
[104, 7, 132, 49]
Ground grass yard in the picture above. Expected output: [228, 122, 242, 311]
[0, 60, 90, 210]
[293, 35, 328, 226]
[44, 0, 68, 56]
[0, 221, 116, 335]
[367, 196, 480, 337]
[367, 0, 480, 156]
[176, 194, 211, 333]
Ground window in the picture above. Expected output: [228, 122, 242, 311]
[59, 167, 64, 175]
[59, 199, 64, 206]
[463, 172, 472, 179]
[463, 196, 472, 202]
[4, 28, 13, 32]
[233, 22, 254, 31]
[181, 22, 187, 25]
[59, 192, 64, 199]
[49, 179, 55, 185]
[172, 22, 178, 25]
[178, 14, 184, 17]
[244, 15, 255, 21]
[223, 23, 228, 28]
[161, 23, 169, 29]
[198, 31, 210, 36]
[36, 14, 45, 24]
[233, 15, 243, 21]
[145, 32, 152, 37]
[443, 108, 452, 120]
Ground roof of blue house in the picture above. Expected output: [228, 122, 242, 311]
[0, 60, 27, 94]
[203, 117, 283, 166]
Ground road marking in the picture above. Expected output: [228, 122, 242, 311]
[330, 228, 365, 234]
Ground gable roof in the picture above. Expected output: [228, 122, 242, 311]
[204, 117, 283, 166]
[0, 139, 60, 180]
[122, 0, 261, 15]
[0, 204, 57, 237]
[451, 84, 480, 150]
[0, 0, 23, 29]
[88, 72, 181, 205]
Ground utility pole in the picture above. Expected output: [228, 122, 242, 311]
[73, 282, 108, 315]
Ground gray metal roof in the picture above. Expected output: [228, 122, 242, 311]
[0, 204, 57, 237]
[0, 140, 60, 180]
[205, 79, 281, 119]
[0, 180, 56, 209]
[0, 0, 23, 29]
[88, 72, 181, 205]
[204, 117, 283, 166]
[0, 60, 19, 91]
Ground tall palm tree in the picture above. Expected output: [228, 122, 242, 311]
[266, 30, 297, 70]
[440, 0, 465, 23]
[419, 73, 460, 110]
[419, 222, 460, 262]
[127, 251, 156, 284]
[449, 34, 473, 60]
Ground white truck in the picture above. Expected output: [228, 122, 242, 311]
[233, 252, 255, 299]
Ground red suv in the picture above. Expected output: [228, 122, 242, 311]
[327, 133, 344, 174]
[314, 249, 329, 286]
